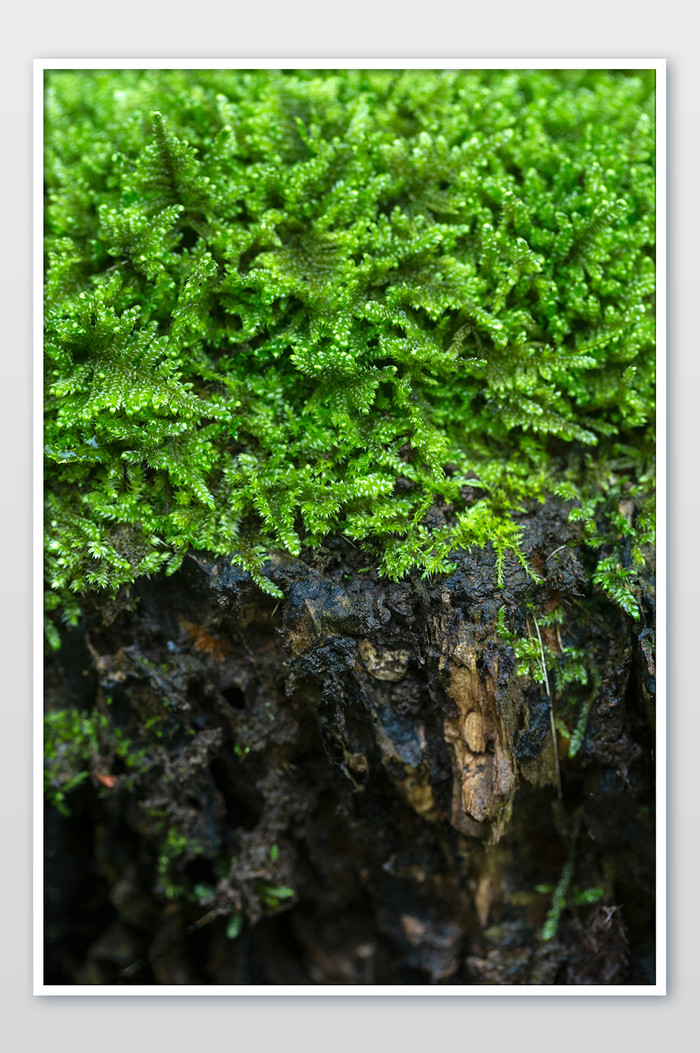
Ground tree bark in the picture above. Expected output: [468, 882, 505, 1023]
[44, 498, 655, 985]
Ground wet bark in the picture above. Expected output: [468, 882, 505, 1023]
[44, 498, 656, 985]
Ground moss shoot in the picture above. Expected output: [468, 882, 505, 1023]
[44, 68, 655, 643]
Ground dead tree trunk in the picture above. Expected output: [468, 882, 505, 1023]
[44, 498, 655, 985]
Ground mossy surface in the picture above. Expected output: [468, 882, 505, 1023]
[44, 68, 655, 640]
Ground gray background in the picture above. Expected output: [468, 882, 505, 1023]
[2, 5, 695, 1050]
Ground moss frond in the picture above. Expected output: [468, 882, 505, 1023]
[44, 68, 656, 636]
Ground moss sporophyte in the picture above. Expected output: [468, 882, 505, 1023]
[44, 69, 655, 642]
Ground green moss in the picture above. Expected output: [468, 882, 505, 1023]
[496, 603, 602, 764]
[44, 705, 149, 814]
[44, 68, 655, 638]
[537, 855, 605, 941]
[155, 826, 203, 900]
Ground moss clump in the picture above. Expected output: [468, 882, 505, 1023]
[44, 68, 655, 641]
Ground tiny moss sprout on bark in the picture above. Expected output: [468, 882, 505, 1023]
[44, 68, 655, 638]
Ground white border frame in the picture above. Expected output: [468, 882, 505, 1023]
[33, 57, 666, 996]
